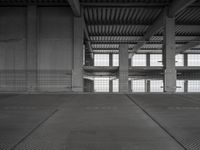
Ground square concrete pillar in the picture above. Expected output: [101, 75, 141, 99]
[26, 6, 38, 91]
[119, 44, 129, 93]
[163, 11, 176, 93]
[146, 80, 151, 93]
[128, 80, 132, 93]
[184, 53, 188, 67]
[109, 79, 113, 92]
[128, 58, 132, 67]
[72, 17, 84, 92]
[184, 80, 188, 93]
[146, 53, 150, 67]
[109, 53, 113, 67]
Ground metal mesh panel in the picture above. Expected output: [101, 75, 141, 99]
[175, 54, 184, 66]
[94, 54, 109, 66]
[188, 54, 200, 66]
[188, 80, 200, 92]
[132, 54, 146, 66]
[176, 80, 185, 92]
[112, 79, 119, 92]
[150, 54, 163, 66]
[94, 77, 109, 92]
[131, 80, 146, 92]
[150, 80, 164, 92]
[178, 68, 200, 93]
[84, 52, 200, 93]
[112, 54, 119, 66]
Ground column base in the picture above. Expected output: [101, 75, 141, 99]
[164, 69, 176, 93]
[72, 87, 83, 92]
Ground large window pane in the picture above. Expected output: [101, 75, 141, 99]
[188, 80, 200, 92]
[188, 54, 200, 66]
[112, 79, 119, 92]
[150, 54, 163, 66]
[94, 54, 109, 66]
[131, 80, 145, 92]
[94, 77, 109, 92]
[176, 54, 184, 66]
[176, 80, 184, 92]
[150, 80, 163, 92]
[132, 54, 146, 66]
[112, 54, 119, 66]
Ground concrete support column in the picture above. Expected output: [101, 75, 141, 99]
[146, 80, 151, 93]
[128, 58, 132, 67]
[109, 79, 113, 92]
[184, 54, 188, 93]
[163, 11, 176, 93]
[146, 53, 150, 67]
[92, 57, 94, 66]
[128, 80, 132, 92]
[72, 17, 84, 92]
[109, 53, 113, 66]
[184, 80, 188, 93]
[184, 53, 188, 67]
[119, 44, 129, 93]
[26, 5, 38, 91]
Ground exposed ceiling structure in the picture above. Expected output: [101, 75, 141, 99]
[81, 0, 200, 54]
[0, 0, 200, 55]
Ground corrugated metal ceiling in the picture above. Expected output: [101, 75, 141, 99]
[82, 1, 200, 53]
[0, 0, 199, 53]
[81, 0, 172, 4]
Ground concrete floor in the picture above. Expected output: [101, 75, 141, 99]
[0, 94, 199, 150]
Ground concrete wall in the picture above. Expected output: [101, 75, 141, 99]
[0, 7, 26, 70]
[0, 7, 26, 91]
[38, 7, 73, 70]
[0, 6, 74, 92]
[38, 7, 73, 91]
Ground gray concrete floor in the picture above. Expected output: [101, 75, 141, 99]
[0, 94, 199, 150]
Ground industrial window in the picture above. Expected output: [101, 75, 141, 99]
[188, 54, 200, 66]
[94, 54, 109, 66]
[112, 54, 119, 66]
[150, 80, 163, 92]
[131, 80, 145, 92]
[132, 54, 146, 66]
[94, 77, 109, 92]
[150, 54, 163, 66]
[175, 54, 184, 66]
[188, 80, 200, 92]
[112, 79, 119, 92]
[176, 80, 184, 92]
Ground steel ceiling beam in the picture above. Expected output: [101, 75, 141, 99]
[67, 0, 80, 17]
[176, 37, 200, 53]
[81, 2, 200, 7]
[83, 19, 93, 58]
[89, 35, 200, 38]
[81, 2, 168, 7]
[87, 24, 200, 28]
[92, 48, 200, 53]
[90, 41, 189, 44]
[169, 0, 198, 16]
[0, 1, 199, 7]
[130, 0, 197, 58]
[88, 33, 200, 36]
[92, 47, 200, 51]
